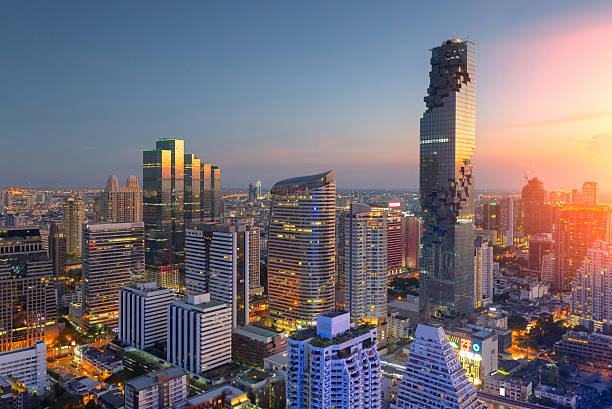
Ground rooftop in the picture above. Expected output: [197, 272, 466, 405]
[271, 170, 334, 192]
[125, 367, 185, 391]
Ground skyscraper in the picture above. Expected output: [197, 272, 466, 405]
[287, 311, 381, 409]
[482, 201, 499, 231]
[82, 222, 145, 330]
[268, 171, 336, 331]
[552, 204, 611, 292]
[185, 222, 254, 328]
[63, 197, 84, 257]
[522, 177, 552, 236]
[570, 240, 612, 334]
[370, 202, 404, 276]
[200, 163, 222, 221]
[336, 203, 387, 324]
[255, 179, 263, 199]
[404, 214, 422, 270]
[48, 221, 66, 276]
[419, 39, 476, 317]
[184, 154, 201, 227]
[94, 175, 143, 223]
[211, 166, 221, 220]
[581, 182, 598, 205]
[473, 237, 493, 308]
[393, 324, 483, 409]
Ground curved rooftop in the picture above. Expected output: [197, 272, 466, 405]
[271, 170, 333, 193]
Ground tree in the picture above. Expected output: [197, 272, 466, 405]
[508, 314, 529, 332]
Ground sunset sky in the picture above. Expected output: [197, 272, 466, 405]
[1, 1, 612, 190]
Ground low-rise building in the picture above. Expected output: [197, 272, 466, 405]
[232, 325, 287, 366]
[124, 368, 187, 409]
[0, 375, 28, 409]
[182, 385, 250, 409]
[534, 384, 576, 409]
[0, 340, 47, 394]
[387, 311, 411, 340]
[484, 372, 532, 401]
[554, 331, 612, 366]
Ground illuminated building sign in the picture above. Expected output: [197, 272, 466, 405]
[388, 202, 401, 208]
[446, 333, 483, 385]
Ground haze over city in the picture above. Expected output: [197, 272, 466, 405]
[2, 0, 612, 189]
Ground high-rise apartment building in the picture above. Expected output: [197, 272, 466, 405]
[0, 340, 47, 394]
[0, 228, 57, 352]
[419, 39, 476, 317]
[474, 237, 493, 308]
[287, 311, 381, 409]
[541, 252, 556, 286]
[552, 204, 611, 292]
[48, 221, 66, 276]
[570, 240, 612, 334]
[528, 234, 554, 271]
[82, 222, 145, 331]
[119, 282, 175, 349]
[268, 171, 336, 331]
[95, 175, 143, 223]
[185, 222, 255, 328]
[167, 293, 232, 373]
[522, 177, 552, 236]
[124, 368, 187, 409]
[184, 154, 201, 227]
[581, 182, 598, 205]
[211, 166, 221, 220]
[63, 197, 84, 256]
[404, 214, 421, 270]
[370, 202, 403, 276]
[336, 203, 387, 324]
[392, 324, 483, 409]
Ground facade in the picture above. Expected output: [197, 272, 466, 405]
[392, 324, 483, 409]
[287, 311, 381, 409]
[185, 222, 255, 328]
[528, 234, 554, 271]
[124, 368, 187, 409]
[482, 201, 499, 231]
[48, 221, 67, 276]
[484, 372, 532, 402]
[0, 228, 57, 352]
[232, 325, 287, 366]
[63, 197, 84, 256]
[419, 40, 476, 317]
[268, 171, 336, 331]
[404, 214, 421, 270]
[82, 222, 145, 330]
[336, 203, 387, 324]
[554, 331, 612, 365]
[552, 204, 611, 292]
[581, 182, 598, 205]
[119, 282, 175, 349]
[95, 175, 143, 223]
[184, 154, 202, 227]
[541, 252, 556, 286]
[570, 240, 612, 333]
[444, 326, 498, 386]
[167, 293, 232, 373]
[0, 340, 47, 394]
[473, 237, 493, 308]
[370, 202, 404, 275]
[522, 177, 552, 236]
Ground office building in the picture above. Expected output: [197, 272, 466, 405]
[119, 282, 175, 349]
[232, 325, 287, 366]
[0, 228, 57, 352]
[185, 223, 253, 328]
[419, 39, 476, 317]
[499, 196, 519, 245]
[474, 237, 493, 309]
[63, 197, 84, 256]
[48, 221, 67, 276]
[268, 171, 336, 331]
[167, 293, 232, 373]
[522, 177, 552, 236]
[370, 202, 403, 276]
[255, 180, 263, 199]
[404, 214, 421, 270]
[482, 201, 499, 231]
[287, 311, 381, 409]
[0, 340, 47, 394]
[554, 331, 612, 365]
[82, 222, 145, 331]
[124, 368, 187, 409]
[95, 175, 143, 223]
[184, 154, 201, 227]
[336, 203, 387, 324]
[552, 204, 611, 291]
[528, 234, 554, 271]
[570, 240, 612, 334]
[444, 326, 498, 386]
[392, 324, 483, 409]
[581, 182, 598, 205]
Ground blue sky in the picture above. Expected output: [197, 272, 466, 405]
[2, 1, 612, 189]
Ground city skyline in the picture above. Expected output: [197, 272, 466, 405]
[2, 1, 612, 190]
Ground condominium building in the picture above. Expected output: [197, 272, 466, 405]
[570, 240, 612, 334]
[370, 202, 403, 276]
[268, 171, 336, 331]
[393, 324, 483, 409]
[95, 175, 143, 223]
[119, 282, 175, 349]
[0, 228, 57, 352]
[0, 340, 47, 394]
[48, 221, 67, 276]
[167, 293, 232, 373]
[474, 237, 493, 308]
[185, 222, 256, 327]
[404, 214, 421, 270]
[63, 197, 84, 256]
[124, 367, 187, 409]
[336, 203, 387, 324]
[419, 39, 476, 317]
[287, 311, 381, 409]
[82, 222, 145, 330]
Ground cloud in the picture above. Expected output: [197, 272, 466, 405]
[586, 133, 612, 156]
[500, 111, 612, 129]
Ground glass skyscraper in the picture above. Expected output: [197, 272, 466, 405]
[268, 170, 336, 331]
[419, 40, 476, 317]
